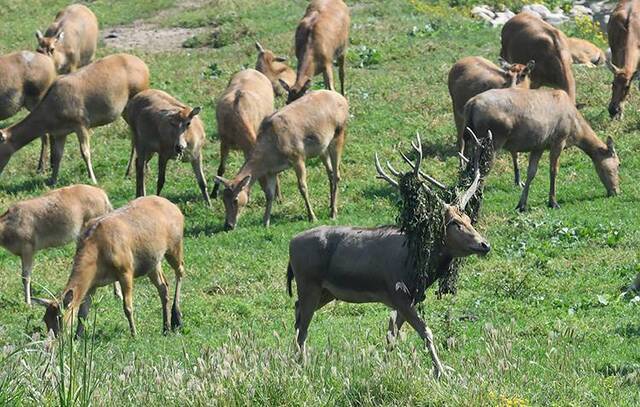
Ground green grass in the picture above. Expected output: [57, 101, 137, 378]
[1, 0, 640, 405]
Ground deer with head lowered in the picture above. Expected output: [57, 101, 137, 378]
[286, 134, 490, 378]
[254, 41, 295, 97]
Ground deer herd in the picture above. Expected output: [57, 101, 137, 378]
[0, 0, 633, 377]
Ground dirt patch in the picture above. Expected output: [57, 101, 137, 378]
[102, 0, 213, 52]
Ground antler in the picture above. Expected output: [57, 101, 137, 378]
[457, 129, 492, 210]
[375, 153, 399, 188]
[399, 133, 447, 190]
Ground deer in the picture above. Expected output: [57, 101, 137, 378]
[254, 41, 296, 97]
[123, 89, 210, 206]
[463, 87, 620, 212]
[282, 0, 350, 103]
[286, 134, 490, 378]
[33, 196, 185, 338]
[567, 37, 606, 67]
[0, 184, 118, 305]
[35, 4, 99, 74]
[501, 12, 576, 103]
[448, 56, 534, 186]
[213, 69, 275, 199]
[607, 0, 640, 119]
[0, 53, 150, 186]
[0, 51, 57, 173]
[213, 90, 348, 230]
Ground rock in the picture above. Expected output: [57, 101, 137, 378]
[570, 5, 593, 18]
[522, 4, 552, 19]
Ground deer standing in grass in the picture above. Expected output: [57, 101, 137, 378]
[282, 0, 350, 103]
[255, 42, 295, 97]
[34, 196, 185, 338]
[0, 185, 116, 305]
[0, 54, 150, 186]
[448, 56, 534, 185]
[287, 135, 490, 378]
[124, 89, 210, 206]
[214, 90, 348, 230]
[463, 88, 620, 211]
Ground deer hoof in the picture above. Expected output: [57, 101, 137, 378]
[515, 204, 527, 212]
[548, 201, 560, 209]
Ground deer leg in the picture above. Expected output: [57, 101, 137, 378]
[322, 62, 335, 91]
[212, 143, 229, 198]
[260, 174, 277, 227]
[548, 145, 562, 209]
[148, 263, 171, 334]
[516, 150, 543, 212]
[293, 159, 317, 222]
[156, 155, 169, 196]
[320, 153, 335, 216]
[328, 128, 345, 219]
[338, 53, 346, 95]
[386, 310, 407, 347]
[47, 134, 67, 186]
[76, 126, 97, 184]
[118, 273, 136, 337]
[165, 241, 185, 330]
[37, 135, 49, 174]
[135, 151, 147, 198]
[294, 285, 322, 363]
[191, 152, 211, 206]
[75, 290, 94, 339]
[124, 141, 135, 178]
[512, 151, 523, 188]
[275, 175, 283, 202]
[20, 248, 34, 306]
[394, 299, 448, 379]
[113, 281, 123, 300]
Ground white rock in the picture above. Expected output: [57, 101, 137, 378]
[523, 4, 552, 18]
[472, 6, 495, 19]
[570, 5, 593, 17]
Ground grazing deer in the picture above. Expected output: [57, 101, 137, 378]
[213, 69, 275, 199]
[463, 88, 620, 211]
[214, 90, 348, 230]
[123, 89, 210, 206]
[287, 135, 490, 378]
[0, 54, 150, 186]
[567, 37, 606, 67]
[448, 56, 534, 185]
[36, 4, 98, 74]
[0, 51, 57, 173]
[34, 196, 185, 338]
[283, 0, 350, 103]
[501, 12, 576, 103]
[255, 42, 296, 97]
[607, 0, 640, 119]
[0, 185, 116, 305]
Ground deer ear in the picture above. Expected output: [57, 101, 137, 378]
[525, 60, 535, 73]
[62, 290, 73, 309]
[275, 55, 288, 62]
[498, 57, 511, 70]
[233, 175, 252, 196]
[302, 79, 312, 92]
[606, 136, 616, 154]
[214, 176, 230, 187]
[189, 106, 202, 118]
[55, 31, 64, 43]
[278, 79, 291, 93]
[0, 130, 6, 143]
[32, 297, 54, 307]
[35, 30, 44, 42]
[255, 41, 265, 53]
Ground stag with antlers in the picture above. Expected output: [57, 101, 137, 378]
[286, 134, 490, 378]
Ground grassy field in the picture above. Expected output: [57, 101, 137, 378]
[1, 0, 640, 405]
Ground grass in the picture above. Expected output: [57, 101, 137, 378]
[1, 0, 640, 405]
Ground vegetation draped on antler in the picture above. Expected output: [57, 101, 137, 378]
[375, 132, 484, 302]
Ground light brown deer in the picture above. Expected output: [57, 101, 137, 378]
[501, 12, 576, 103]
[463, 88, 619, 211]
[448, 56, 534, 185]
[123, 89, 210, 206]
[287, 137, 490, 378]
[0, 51, 57, 173]
[213, 69, 275, 199]
[36, 4, 98, 74]
[255, 41, 295, 96]
[567, 37, 606, 67]
[0, 53, 150, 186]
[0, 185, 115, 305]
[283, 0, 350, 103]
[214, 90, 348, 230]
[607, 0, 640, 118]
[34, 196, 185, 338]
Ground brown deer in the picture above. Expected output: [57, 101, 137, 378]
[567, 37, 606, 67]
[283, 0, 350, 103]
[0, 185, 116, 305]
[607, 0, 640, 118]
[255, 42, 296, 97]
[0, 51, 57, 173]
[463, 88, 620, 211]
[287, 137, 490, 378]
[214, 90, 348, 230]
[123, 89, 210, 206]
[448, 56, 534, 185]
[501, 12, 576, 103]
[0, 54, 150, 186]
[36, 4, 98, 74]
[34, 196, 185, 338]
[213, 69, 275, 199]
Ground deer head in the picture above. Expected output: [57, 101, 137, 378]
[607, 60, 639, 119]
[498, 58, 535, 88]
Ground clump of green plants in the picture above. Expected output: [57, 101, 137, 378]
[350, 45, 382, 69]
[182, 21, 254, 49]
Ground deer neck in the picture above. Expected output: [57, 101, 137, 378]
[574, 117, 606, 161]
[295, 47, 315, 90]
[4, 111, 50, 151]
[65, 246, 99, 312]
